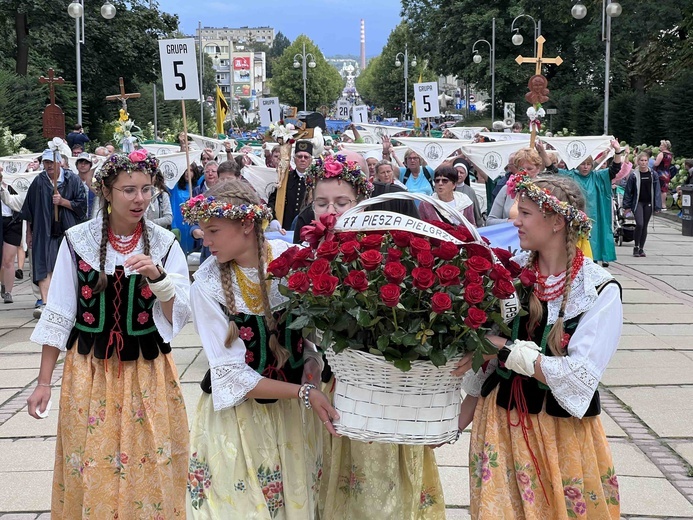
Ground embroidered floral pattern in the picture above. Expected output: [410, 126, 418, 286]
[141, 285, 153, 299]
[81, 285, 93, 299]
[562, 477, 586, 518]
[157, 441, 172, 465]
[311, 457, 323, 495]
[66, 447, 85, 477]
[470, 442, 499, 488]
[239, 326, 254, 341]
[419, 487, 437, 510]
[137, 311, 150, 325]
[245, 350, 255, 364]
[78, 260, 91, 272]
[105, 451, 128, 479]
[338, 464, 366, 497]
[257, 464, 284, 517]
[234, 480, 246, 492]
[135, 500, 164, 519]
[188, 452, 212, 510]
[600, 467, 620, 506]
[82, 312, 95, 325]
[86, 399, 106, 434]
[514, 462, 538, 504]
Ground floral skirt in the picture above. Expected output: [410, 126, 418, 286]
[52, 347, 189, 519]
[186, 392, 323, 519]
[469, 386, 620, 520]
[319, 380, 446, 520]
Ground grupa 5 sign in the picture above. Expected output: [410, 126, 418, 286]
[158, 39, 200, 100]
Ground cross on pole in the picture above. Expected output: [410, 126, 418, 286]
[39, 68, 65, 106]
[105, 77, 141, 112]
[515, 35, 563, 75]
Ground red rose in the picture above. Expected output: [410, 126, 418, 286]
[436, 265, 461, 287]
[450, 226, 473, 242]
[344, 270, 369, 292]
[489, 263, 511, 282]
[340, 240, 361, 262]
[279, 246, 300, 265]
[492, 277, 516, 299]
[429, 220, 455, 232]
[383, 262, 407, 284]
[519, 268, 537, 287]
[466, 256, 492, 273]
[337, 231, 359, 243]
[431, 292, 452, 313]
[311, 274, 339, 296]
[508, 260, 523, 278]
[81, 285, 93, 299]
[390, 230, 413, 248]
[360, 250, 383, 271]
[316, 239, 340, 261]
[463, 283, 486, 304]
[492, 247, 513, 268]
[308, 258, 332, 276]
[410, 237, 431, 257]
[291, 248, 314, 269]
[300, 221, 326, 249]
[432, 241, 459, 261]
[464, 270, 482, 285]
[361, 234, 384, 250]
[464, 307, 487, 329]
[386, 248, 403, 263]
[319, 212, 337, 231]
[379, 283, 401, 307]
[464, 242, 494, 261]
[412, 267, 435, 290]
[267, 256, 291, 278]
[287, 272, 310, 293]
[417, 251, 435, 269]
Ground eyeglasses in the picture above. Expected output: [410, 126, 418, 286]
[407, 156, 421, 161]
[434, 178, 451, 184]
[295, 154, 312, 161]
[312, 198, 356, 212]
[112, 186, 158, 201]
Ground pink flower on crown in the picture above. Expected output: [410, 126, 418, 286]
[128, 149, 149, 163]
[323, 159, 343, 177]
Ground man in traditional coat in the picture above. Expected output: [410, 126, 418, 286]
[268, 140, 313, 230]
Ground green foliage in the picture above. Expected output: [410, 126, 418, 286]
[271, 35, 343, 110]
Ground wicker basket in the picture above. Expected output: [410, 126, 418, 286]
[325, 347, 463, 445]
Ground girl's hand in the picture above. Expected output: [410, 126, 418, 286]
[123, 254, 159, 280]
[27, 386, 51, 419]
[301, 357, 321, 385]
[309, 390, 341, 437]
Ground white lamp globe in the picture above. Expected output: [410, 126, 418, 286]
[473, 54, 482, 64]
[308, 61, 316, 68]
[67, 2, 83, 18]
[395, 59, 402, 67]
[605, 2, 622, 17]
[293, 61, 300, 68]
[571, 3, 588, 19]
[101, 1, 116, 19]
[411, 59, 417, 67]
[512, 33, 524, 46]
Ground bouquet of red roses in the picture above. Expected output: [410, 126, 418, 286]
[268, 214, 535, 372]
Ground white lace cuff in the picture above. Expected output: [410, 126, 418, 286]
[461, 358, 498, 397]
[31, 304, 75, 351]
[211, 362, 263, 411]
[540, 355, 599, 419]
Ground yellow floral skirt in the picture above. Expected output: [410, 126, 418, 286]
[186, 392, 323, 519]
[469, 386, 620, 520]
[319, 380, 446, 520]
[52, 347, 189, 519]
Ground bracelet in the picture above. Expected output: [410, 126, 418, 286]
[36, 383, 52, 387]
[298, 383, 316, 409]
[449, 428, 465, 444]
[615, 150, 625, 155]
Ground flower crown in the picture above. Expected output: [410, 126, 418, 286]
[181, 194, 274, 225]
[306, 154, 374, 198]
[93, 149, 158, 192]
[507, 172, 592, 237]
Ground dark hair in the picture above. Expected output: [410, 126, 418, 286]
[234, 155, 246, 171]
[72, 144, 84, 152]
[434, 164, 458, 183]
[74, 124, 82, 131]
[218, 160, 241, 177]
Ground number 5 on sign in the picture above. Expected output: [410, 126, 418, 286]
[158, 38, 200, 100]
[414, 81, 440, 118]
[352, 105, 368, 124]
[260, 97, 280, 127]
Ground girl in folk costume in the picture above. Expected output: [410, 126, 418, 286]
[26, 150, 191, 518]
[183, 180, 337, 519]
[454, 174, 622, 519]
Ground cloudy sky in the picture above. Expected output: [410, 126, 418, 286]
[157, 0, 403, 57]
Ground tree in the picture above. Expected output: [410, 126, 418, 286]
[271, 35, 343, 111]
[263, 31, 292, 79]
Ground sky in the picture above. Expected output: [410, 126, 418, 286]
[156, 0, 403, 58]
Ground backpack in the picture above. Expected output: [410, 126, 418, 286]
[402, 166, 434, 189]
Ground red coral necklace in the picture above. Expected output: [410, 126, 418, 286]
[533, 249, 584, 302]
[108, 221, 143, 255]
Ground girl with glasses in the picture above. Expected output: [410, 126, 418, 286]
[26, 150, 192, 517]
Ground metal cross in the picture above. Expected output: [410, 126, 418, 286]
[105, 77, 141, 111]
[515, 35, 563, 75]
[38, 68, 65, 106]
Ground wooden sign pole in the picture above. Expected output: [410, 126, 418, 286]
[181, 101, 193, 199]
[274, 141, 292, 226]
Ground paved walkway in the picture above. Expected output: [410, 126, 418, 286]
[1, 216, 692, 519]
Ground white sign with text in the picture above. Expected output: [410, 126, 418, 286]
[259, 97, 280, 127]
[336, 100, 350, 120]
[158, 38, 200, 100]
[352, 105, 368, 124]
[414, 82, 440, 118]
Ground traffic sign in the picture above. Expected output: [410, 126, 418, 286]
[469, 94, 476, 102]
[545, 108, 558, 115]
[469, 104, 477, 112]
[158, 39, 200, 100]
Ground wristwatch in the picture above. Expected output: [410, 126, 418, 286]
[147, 265, 166, 283]
[497, 339, 514, 363]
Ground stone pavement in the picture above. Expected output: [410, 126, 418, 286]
[1, 216, 692, 519]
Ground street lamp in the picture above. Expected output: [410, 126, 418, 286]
[395, 43, 417, 121]
[510, 14, 541, 57]
[471, 18, 496, 124]
[571, 1, 623, 135]
[68, 1, 117, 126]
[293, 42, 316, 112]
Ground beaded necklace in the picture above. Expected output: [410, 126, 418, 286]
[108, 221, 143, 255]
[232, 245, 274, 314]
[533, 249, 584, 302]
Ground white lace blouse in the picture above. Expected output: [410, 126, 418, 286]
[461, 252, 623, 419]
[30, 216, 191, 349]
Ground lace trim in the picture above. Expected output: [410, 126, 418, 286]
[31, 305, 75, 351]
[511, 252, 613, 324]
[193, 239, 292, 314]
[152, 286, 191, 344]
[540, 355, 600, 419]
[65, 216, 175, 275]
[210, 362, 263, 411]
[461, 358, 498, 397]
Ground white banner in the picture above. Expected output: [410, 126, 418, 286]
[540, 135, 613, 170]
[187, 133, 236, 159]
[242, 165, 278, 202]
[393, 137, 465, 170]
[158, 150, 203, 189]
[0, 155, 34, 177]
[458, 140, 529, 180]
[355, 123, 413, 143]
[148, 144, 181, 156]
[446, 127, 486, 140]
[339, 143, 408, 159]
[478, 132, 530, 142]
[0, 168, 38, 193]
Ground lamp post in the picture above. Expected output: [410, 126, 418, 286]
[572, 0, 622, 135]
[67, 1, 116, 126]
[293, 42, 316, 112]
[471, 17, 496, 123]
[510, 14, 541, 57]
[395, 43, 417, 121]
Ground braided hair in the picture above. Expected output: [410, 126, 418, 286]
[209, 180, 290, 367]
[524, 175, 586, 357]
